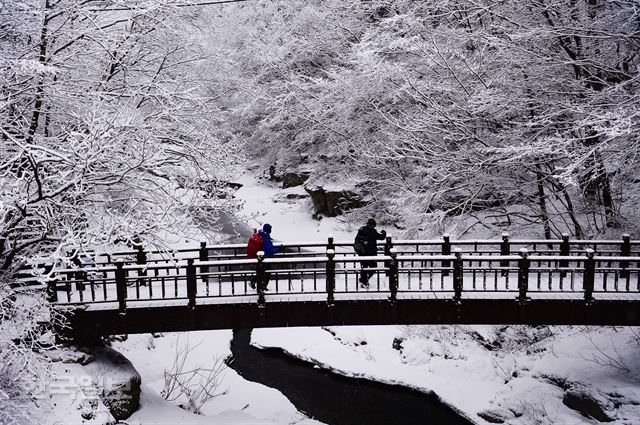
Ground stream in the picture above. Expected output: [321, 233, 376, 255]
[227, 328, 474, 425]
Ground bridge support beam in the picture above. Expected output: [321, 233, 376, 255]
[59, 297, 640, 339]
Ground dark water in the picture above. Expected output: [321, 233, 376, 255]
[227, 329, 474, 425]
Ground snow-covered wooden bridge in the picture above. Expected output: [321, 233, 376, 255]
[43, 234, 640, 338]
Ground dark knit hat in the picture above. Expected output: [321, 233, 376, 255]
[366, 218, 376, 227]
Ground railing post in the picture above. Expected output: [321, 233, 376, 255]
[326, 249, 335, 306]
[517, 248, 530, 304]
[442, 234, 451, 277]
[384, 235, 393, 276]
[559, 233, 570, 277]
[584, 249, 595, 304]
[560, 233, 570, 255]
[70, 252, 86, 292]
[63, 270, 72, 297]
[47, 277, 58, 303]
[136, 245, 146, 265]
[327, 235, 335, 252]
[75, 269, 86, 292]
[136, 245, 147, 286]
[199, 241, 209, 285]
[186, 258, 197, 309]
[500, 232, 510, 276]
[620, 234, 631, 279]
[115, 259, 127, 314]
[389, 248, 398, 304]
[256, 251, 267, 308]
[453, 248, 463, 302]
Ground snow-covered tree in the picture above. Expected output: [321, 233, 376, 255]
[215, 0, 639, 238]
[1, 1, 242, 421]
[1, 0, 242, 272]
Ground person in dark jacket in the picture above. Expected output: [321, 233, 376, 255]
[354, 218, 386, 287]
[250, 223, 280, 289]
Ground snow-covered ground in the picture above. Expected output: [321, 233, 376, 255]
[48, 169, 640, 424]
[48, 330, 323, 425]
[234, 170, 358, 242]
[112, 331, 323, 425]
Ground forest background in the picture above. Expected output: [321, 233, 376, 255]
[1, 0, 639, 422]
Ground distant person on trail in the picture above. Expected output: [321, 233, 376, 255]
[354, 218, 386, 287]
[247, 223, 280, 289]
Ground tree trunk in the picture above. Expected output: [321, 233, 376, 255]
[594, 149, 617, 227]
[536, 168, 552, 241]
[585, 130, 617, 228]
[27, 0, 51, 143]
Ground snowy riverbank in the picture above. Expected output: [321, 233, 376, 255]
[252, 325, 640, 424]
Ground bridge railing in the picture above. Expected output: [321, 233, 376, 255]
[46, 243, 640, 313]
[36, 232, 638, 275]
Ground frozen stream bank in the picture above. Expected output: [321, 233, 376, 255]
[228, 328, 473, 425]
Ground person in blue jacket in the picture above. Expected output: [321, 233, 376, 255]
[258, 223, 280, 257]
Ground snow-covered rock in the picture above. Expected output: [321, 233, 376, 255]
[283, 171, 310, 188]
[84, 345, 142, 420]
[304, 184, 364, 217]
[477, 407, 519, 423]
[563, 384, 616, 422]
[46, 348, 95, 366]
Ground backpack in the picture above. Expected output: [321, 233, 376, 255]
[354, 228, 368, 255]
[246, 229, 264, 259]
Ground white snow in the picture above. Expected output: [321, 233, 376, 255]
[235, 172, 358, 243]
[48, 330, 323, 425]
[111, 331, 322, 425]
